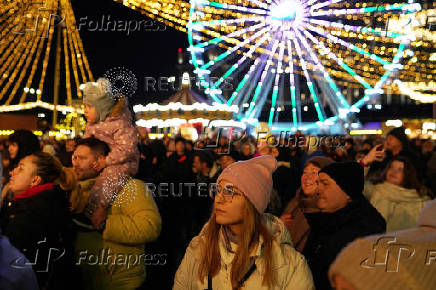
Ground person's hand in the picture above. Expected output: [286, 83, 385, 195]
[280, 213, 294, 229]
[90, 203, 107, 230]
[362, 144, 385, 165]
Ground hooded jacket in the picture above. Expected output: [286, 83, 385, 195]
[173, 214, 315, 289]
[367, 182, 431, 232]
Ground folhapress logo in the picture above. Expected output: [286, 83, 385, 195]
[360, 236, 415, 273]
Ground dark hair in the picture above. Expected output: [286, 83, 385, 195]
[30, 152, 76, 190]
[194, 151, 213, 169]
[175, 136, 186, 145]
[363, 138, 373, 147]
[31, 152, 63, 184]
[378, 156, 420, 191]
[345, 138, 354, 146]
[306, 160, 321, 169]
[275, 147, 291, 162]
[76, 137, 110, 157]
[8, 129, 40, 162]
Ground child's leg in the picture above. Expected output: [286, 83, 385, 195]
[85, 165, 130, 216]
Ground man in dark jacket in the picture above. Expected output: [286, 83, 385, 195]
[303, 161, 386, 290]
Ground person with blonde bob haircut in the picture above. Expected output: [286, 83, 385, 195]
[174, 155, 314, 290]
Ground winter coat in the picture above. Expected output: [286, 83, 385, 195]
[281, 188, 319, 252]
[303, 196, 386, 290]
[366, 181, 431, 232]
[73, 178, 162, 290]
[84, 99, 139, 175]
[0, 229, 39, 290]
[173, 214, 315, 290]
[0, 184, 72, 288]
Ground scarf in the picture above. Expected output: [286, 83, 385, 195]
[13, 183, 54, 201]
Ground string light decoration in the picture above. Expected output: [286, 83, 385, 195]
[187, 0, 420, 131]
[114, 0, 191, 32]
[0, 0, 93, 112]
[388, 9, 436, 103]
[118, 0, 434, 129]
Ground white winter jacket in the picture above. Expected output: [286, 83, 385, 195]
[173, 214, 314, 290]
[366, 181, 431, 232]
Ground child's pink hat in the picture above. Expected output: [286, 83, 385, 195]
[217, 155, 277, 213]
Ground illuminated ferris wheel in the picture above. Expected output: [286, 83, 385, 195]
[188, 0, 420, 131]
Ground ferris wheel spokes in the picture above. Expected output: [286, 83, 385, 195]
[293, 28, 350, 109]
[291, 35, 325, 122]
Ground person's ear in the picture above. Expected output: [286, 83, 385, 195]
[91, 160, 99, 171]
[31, 175, 43, 187]
[96, 155, 106, 170]
[272, 149, 279, 158]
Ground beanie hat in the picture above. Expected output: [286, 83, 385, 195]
[416, 199, 436, 228]
[387, 126, 409, 149]
[82, 78, 115, 122]
[217, 155, 277, 213]
[305, 156, 334, 170]
[320, 161, 364, 199]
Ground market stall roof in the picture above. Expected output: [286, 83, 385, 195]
[160, 87, 212, 106]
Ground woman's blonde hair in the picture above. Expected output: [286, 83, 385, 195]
[198, 196, 275, 289]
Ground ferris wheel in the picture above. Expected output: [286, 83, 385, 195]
[187, 0, 420, 132]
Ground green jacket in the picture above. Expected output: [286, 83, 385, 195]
[74, 178, 162, 290]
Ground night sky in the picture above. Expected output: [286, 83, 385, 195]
[72, 0, 189, 105]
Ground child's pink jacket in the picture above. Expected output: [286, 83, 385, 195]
[83, 99, 139, 175]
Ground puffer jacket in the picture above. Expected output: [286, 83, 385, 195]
[368, 181, 431, 232]
[84, 98, 139, 173]
[73, 178, 162, 290]
[173, 214, 315, 289]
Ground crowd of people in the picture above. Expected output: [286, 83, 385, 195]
[0, 77, 435, 290]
